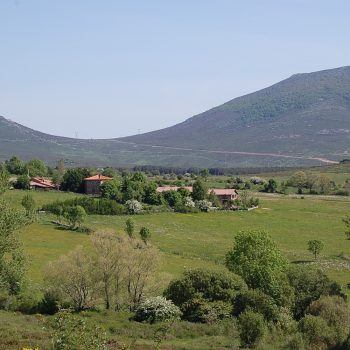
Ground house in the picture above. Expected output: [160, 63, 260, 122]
[30, 177, 56, 190]
[84, 174, 112, 195]
[156, 186, 238, 204]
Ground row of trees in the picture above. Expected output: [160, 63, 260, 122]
[44, 231, 158, 312]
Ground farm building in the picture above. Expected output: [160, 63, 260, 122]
[30, 177, 56, 190]
[84, 174, 112, 195]
[156, 186, 238, 204]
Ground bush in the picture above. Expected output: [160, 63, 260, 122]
[238, 310, 266, 347]
[164, 269, 247, 322]
[43, 197, 127, 216]
[134, 296, 181, 324]
[196, 200, 212, 212]
[233, 289, 279, 322]
[126, 199, 143, 214]
[14, 175, 30, 189]
[298, 315, 333, 349]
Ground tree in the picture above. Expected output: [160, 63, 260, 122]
[51, 309, 108, 350]
[60, 168, 91, 193]
[192, 179, 207, 201]
[125, 242, 158, 310]
[52, 159, 66, 187]
[0, 200, 28, 294]
[199, 168, 209, 181]
[305, 172, 318, 193]
[125, 218, 135, 238]
[102, 167, 117, 178]
[343, 216, 350, 239]
[5, 156, 24, 175]
[307, 296, 350, 346]
[63, 205, 87, 229]
[91, 231, 128, 310]
[318, 175, 333, 195]
[287, 265, 345, 319]
[264, 178, 278, 193]
[139, 226, 151, 244]
[25, 159, 47, 177]
[307, 240, 324, 260]
[0, 167, 9, 195]
[238, 310, 266, 348]
[164, 269, 247, 322]
[21, 194, 36, 219]
[298, 315, 333, 349]
[14, 174, 30, 190]
[100, 179, 121, 201]
[44, 246, 97, 311]
[288, 171, 307, 194]
[225, 230, 291, 306]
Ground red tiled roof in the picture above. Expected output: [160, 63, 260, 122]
[84, 174, 113, 181]
[156, 186, 237, 196]
[30, 177, 55, 188]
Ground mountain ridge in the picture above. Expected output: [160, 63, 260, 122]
[1, 65, 350, 167]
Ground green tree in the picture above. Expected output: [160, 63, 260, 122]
[264, 178, 278, 193]
[343, 215, 350, 239]
[102, 167, 117, 178]
[63, 205, 87, 229]
[52, 159, 66, 187]
[0, 200, 27, 294]
[51, 309, 108, 350]
[25, 159, 47, 177]
[164, 269, 246, 322]
[21, 194, 36, 219]
[14, 174, 30, 190]
[125, 218, 135, 238]
[199, 168, 209, 181]
[307, 240, 324, 260]
[288, 171, 307, 194]
[100, 179, 121, 201]
[287, 265, 345, 319]
[225, 230, 291, 305]
[192, 179, 207, 201]
[0, 166, 9, 195]
[305, 172, 318, 193]
[5, 156, 24, 175]
[139, 226, 151, 244]
[60, 168, 91, 193]
[238, 310, 267, 348]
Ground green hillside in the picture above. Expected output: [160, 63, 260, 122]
[1, 66, 350, 167]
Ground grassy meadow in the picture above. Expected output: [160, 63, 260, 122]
[1, 184, 350, 349]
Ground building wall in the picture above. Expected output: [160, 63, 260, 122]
[85, 180, 102, 195]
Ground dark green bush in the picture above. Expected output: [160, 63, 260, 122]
[43, 197, 127, 216]
[238, 310, 266, 347]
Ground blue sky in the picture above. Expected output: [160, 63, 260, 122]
[1, 0, 349, 138]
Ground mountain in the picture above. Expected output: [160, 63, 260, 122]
[1, 66, 350, 168]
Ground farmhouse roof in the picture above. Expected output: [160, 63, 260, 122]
[84, 174, 113, 181]
[156, 186, 238, 195]
[30, 177, 55, 189]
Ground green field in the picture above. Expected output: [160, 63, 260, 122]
[1, 189, 350, 349]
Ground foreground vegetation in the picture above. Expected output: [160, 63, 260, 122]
[1, 158, 350, 349]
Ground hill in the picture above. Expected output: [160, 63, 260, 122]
[1, 66, 350, 167]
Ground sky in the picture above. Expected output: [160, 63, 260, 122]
[1, 0, 350, 139]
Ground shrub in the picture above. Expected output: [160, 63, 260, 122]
[196, 200, 212, 212]
[233, 289, 279, 322]
[298, 315, 333, 349]
[164, 269, 246, 322]
[134, 296, 181, 324]
[238, 310, 266, 348]
[15, 175, 30, 190]
[126, 199, 143, 214]
[63, 205, 87, 228]
[139, 226, 151, 243]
